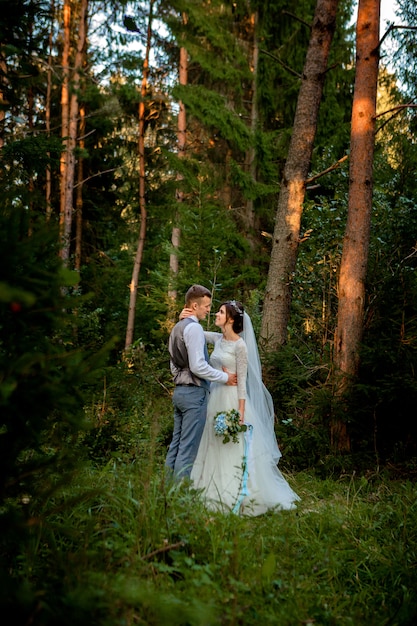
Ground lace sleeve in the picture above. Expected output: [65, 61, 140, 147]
[235, 339, 248, 400]
[204, 331, 222, 345]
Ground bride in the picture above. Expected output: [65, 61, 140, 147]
[183, 300, 299, 516]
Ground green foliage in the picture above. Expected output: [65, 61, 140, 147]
[281, 142, 417, 463]
[168, 0, 251, 86]
[347, 188, 417, 462]
[163, 155, 263, 301]
[6, 455, 417, 624]
[81, 346, 173, 465]
[228, 157, 277, 200]
[0, 0, 51, 114]
[0, 204, 114, 615]
[291, 191, 348, 351]
[2, 135, 62, 177]
[2, 0, 417, 621]
[392, 1, 417, 96]
[174, 84, 251, 152]
[263, 343, 331, 471]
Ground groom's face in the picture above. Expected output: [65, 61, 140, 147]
[193, 296, 211, 321]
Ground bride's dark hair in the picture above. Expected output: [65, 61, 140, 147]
[223, 300, 244, 333]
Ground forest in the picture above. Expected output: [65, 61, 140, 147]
[1, 0, 417, 624]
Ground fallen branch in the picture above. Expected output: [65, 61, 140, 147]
[142, 541, 185, 560]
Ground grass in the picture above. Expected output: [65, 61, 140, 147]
[15, 455, 417, 626]
[6, 363, 417, 625]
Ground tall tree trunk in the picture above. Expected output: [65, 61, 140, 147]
[332, 0, 380, 451]
[169, 11, 188, 307]
[242, 9, 259, 245]
[59, 0, 71, 254]
[74, 104, 85, 273]
[260, 0, 339, 350]
[45, 0, 55, 221]
[27, 18, 35, 232]
[59, 0, 88, 265]
[125, 0, 154, 350]
[0, 45, 7, 150]
[168, 40, 188, 305]
[28, 81, 34, 230]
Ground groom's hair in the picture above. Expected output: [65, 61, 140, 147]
[185, 284, 211, 305]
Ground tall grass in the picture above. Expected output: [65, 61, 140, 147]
[16, 451, 417, 625]
[6, 351, 417, 625]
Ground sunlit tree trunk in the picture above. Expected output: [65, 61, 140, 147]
[59, 0, 88, 265]
[332, 0, 380, 451]
[45, 0, 55, 221]
[28, 69, 34, 229]
[168, 9, 188, 308]
[168, 39, 188, 306]
[242, 9, 259, 245]
[74, 104, 85, 273]
[59, 0, 71, 254]
[125, 0, 154, 350]
[260, 0, 339, 350]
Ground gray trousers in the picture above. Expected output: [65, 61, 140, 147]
[165, 385, 209, 479]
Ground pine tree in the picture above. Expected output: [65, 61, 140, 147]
[333, 0, 381, 451]
[260, 0, 340, 350]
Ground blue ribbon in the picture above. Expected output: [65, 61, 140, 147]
[232, 424, 253, 514]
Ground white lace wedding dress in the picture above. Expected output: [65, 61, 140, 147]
[191, 331, 300, 516]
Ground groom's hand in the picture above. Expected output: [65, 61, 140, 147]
[223, 367, 237, 386]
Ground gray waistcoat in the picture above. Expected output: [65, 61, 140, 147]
[169, 318, 209, 388]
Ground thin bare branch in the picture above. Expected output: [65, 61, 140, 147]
[281, 10, 311, 30]
[142, 541, 185, 560]
[306, 154, 348, 185]
[401, 243, 417, 263]
[375, 102, 417, 119]
[259, 48, 301, 79]
[73, 167, 119, 188]
[375, 101, 417, 135]
[379, 24, 417, 50]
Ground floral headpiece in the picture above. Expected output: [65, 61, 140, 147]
[228, 300, 243, 316]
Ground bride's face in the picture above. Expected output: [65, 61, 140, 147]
[215, 305, 229, 330]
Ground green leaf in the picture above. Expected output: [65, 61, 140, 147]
[58, 267, 80, 287]
[261, 552, 276, 583]
[0, 282, 36, 306]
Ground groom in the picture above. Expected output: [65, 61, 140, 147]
[165, 284, 237, 479]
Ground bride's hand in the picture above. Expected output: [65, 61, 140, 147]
[179, 307, 194, 320]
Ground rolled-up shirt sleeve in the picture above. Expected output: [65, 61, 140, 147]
[184, 322, 228, 384]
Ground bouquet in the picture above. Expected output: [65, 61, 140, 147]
[213, 409, 247, 444]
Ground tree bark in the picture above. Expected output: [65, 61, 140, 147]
[0, 45, 7, 151]
[45, 0, 55, 221]
[74, 104, 85, 273]
[125, 0, 154, 350]
[27, 18, 34, 229]
[59, 0, 88, 265]
[242, 9, 259, 245]
[332, 0, 380, 450]
[260, 0, 339, 350]
[59, 0, 71, 255]
[168, 38, 188, 305]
